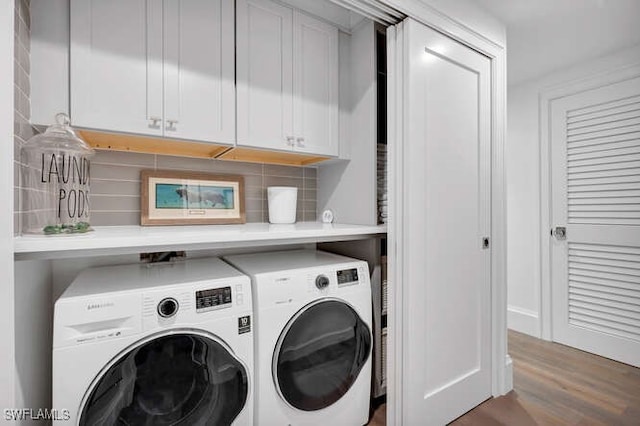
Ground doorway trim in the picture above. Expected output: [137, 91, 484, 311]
[539, 61, 640, 341]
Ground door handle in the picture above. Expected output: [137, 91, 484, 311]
[149, 116, 162, 128]
[552, 226, 567, 240]
[166, 119, 179, 131]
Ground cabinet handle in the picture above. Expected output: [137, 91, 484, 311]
[149, 116, 162, 128]
[286, 136, 295, 146]
[166, 119, 179, 131]
[296, 137, 305, 147]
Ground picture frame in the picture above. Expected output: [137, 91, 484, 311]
[140, 170, 245, 226]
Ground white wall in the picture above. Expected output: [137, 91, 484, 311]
[0, 0, 16, 416]
[507, 44, 640, 337]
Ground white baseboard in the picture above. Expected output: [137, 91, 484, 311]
[504, 355, 513, 394]
[508, 305, 540, 337]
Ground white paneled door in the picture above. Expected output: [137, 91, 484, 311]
[550, 76, 640, 367]
[399, 19, 492, 425]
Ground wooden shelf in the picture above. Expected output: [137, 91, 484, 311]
[14, 222, 387, 260]
[79, 129, 331, 166]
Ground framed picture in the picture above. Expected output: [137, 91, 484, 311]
[141, 170, 245, 225]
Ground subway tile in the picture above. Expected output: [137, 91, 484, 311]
[302, 210, 318, 222]
[303, 200, 316, 212]
[14, 7, 20, 38]
[263, 175, 304, 188]
[14, 160, 21, 187]
[17, 42, 29, 76]
[243, 185, 263, 199]
[303, 177, 317, 191]
[15, 85, 29, 119]
[208, 159, 263, 176]
[91, 211, 140, 226]
[155, 155, 263, 176]
[13, 32, 19, 62]
[92, 195, 140, 212]
[264, 164, 303, 178]
[93, 150, 155, 167]
[303, 188, 316, 201]
[91, 179, 140, 196]
[14, 137, 22, 163]
[243, 174, 262, 188]
[19, 0, 30, 30]
[244, 197, 263, 212]
[14, 187, 20, 213]
[303, 167, 317, 179]
[14, 212, 20, 235]
[245, 211, 263, 223]
[91, 163, 143, 181]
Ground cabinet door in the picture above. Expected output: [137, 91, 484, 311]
[236, 0, 294, 151]
[163, 0, 235, 144]
[70, 0, 163, 136]
[399, 18, 492, 425]
[292, 12, 339, 156]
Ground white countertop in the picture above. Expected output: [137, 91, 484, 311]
[14, 222, 387, 260]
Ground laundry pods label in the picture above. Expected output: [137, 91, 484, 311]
[238, 315, 251, 334]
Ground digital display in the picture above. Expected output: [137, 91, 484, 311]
[196, 286, 232, 311]
[337, 268, 359, 285]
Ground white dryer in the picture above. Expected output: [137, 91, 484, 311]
[53, 258, 254, 425]
[224, 249, 372, 426]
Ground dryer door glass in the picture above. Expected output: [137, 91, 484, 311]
[79, 333, 248, 425]
[274, 300, 371, 411]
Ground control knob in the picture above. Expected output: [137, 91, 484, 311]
[315, 274, 330, 290]
[158, 297, 179, 318]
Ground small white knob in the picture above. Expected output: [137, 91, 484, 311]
[296, 137, 305, 147]
[286, 136, 295, 146]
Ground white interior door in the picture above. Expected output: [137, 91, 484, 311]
[399, 18, 492, 425]
[550, 75, 640, 367]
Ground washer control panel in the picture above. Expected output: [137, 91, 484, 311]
[196, 286, 232, 312]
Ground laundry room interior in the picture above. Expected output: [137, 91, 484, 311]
[6, 0, 638, 425]
[6, 0, 509, 424]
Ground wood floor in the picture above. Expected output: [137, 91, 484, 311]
[368, 330, 640, 425]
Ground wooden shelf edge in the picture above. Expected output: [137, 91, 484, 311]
[79, 130, 332, 166]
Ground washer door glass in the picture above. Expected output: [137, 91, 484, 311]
[274, 300, 371, 411]
[79, 333, 248, 426]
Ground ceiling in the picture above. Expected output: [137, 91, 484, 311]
[474, 0, 640, 86]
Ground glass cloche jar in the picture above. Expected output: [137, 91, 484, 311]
[21, 113, 95, 235]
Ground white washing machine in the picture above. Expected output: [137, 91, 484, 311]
[224, 249, 372, 426]
[53, 258, 254, 425]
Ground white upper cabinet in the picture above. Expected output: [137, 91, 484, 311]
[163, 0, 235, 143]
[237, 0, 339, 157]
[292, 12, 339, 156]
[70, 0, 235, 144]
[236, 0, 294, 152]
[70, 0, 160, 136]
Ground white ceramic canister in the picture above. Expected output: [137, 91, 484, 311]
[267, 186, 298, 224]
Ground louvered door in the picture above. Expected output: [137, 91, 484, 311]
[550, 75, 640, 367]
